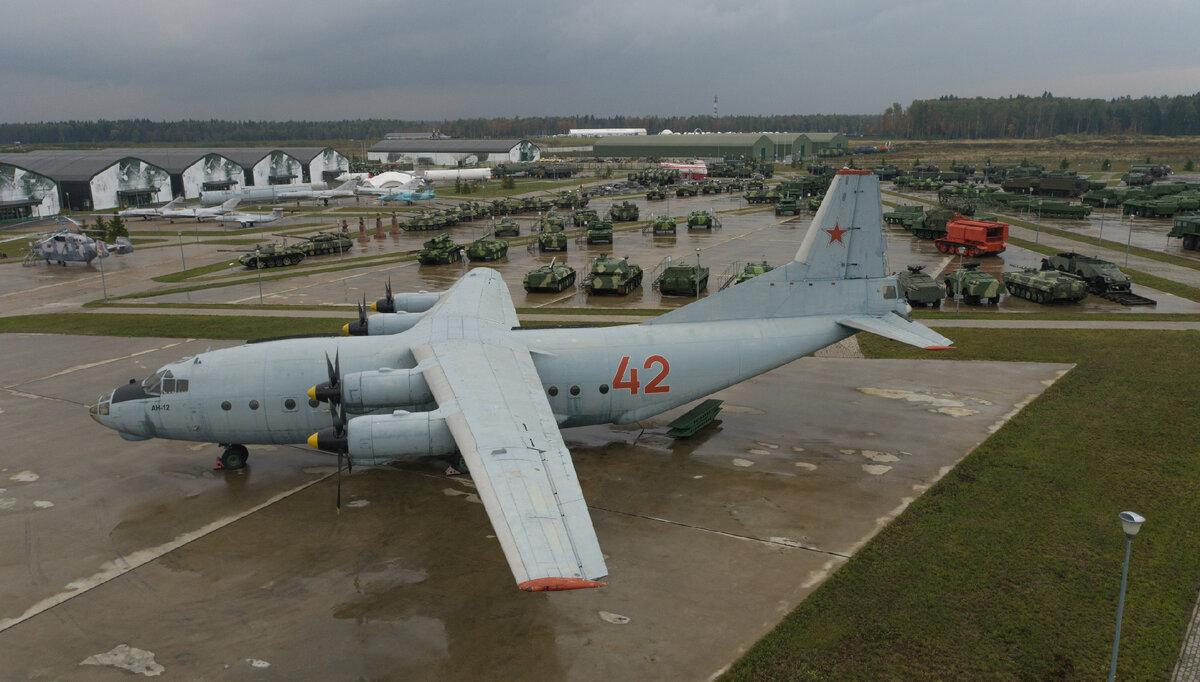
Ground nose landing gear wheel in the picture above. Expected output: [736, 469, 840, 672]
[216, 444, 249, 470]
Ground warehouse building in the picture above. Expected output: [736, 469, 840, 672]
[792, 132, 848, 158]
[0, 151, 172, 211]
[593, 133, 773, 161]
[367, 139, 540, 166]
[0, 161, 60, 221]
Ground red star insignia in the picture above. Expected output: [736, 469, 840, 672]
[825, 221, 848, 245]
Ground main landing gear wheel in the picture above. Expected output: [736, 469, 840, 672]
[216, 444, 249, 470]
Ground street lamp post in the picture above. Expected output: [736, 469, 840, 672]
[177, 232, 187, 272]
[97, 252, 107, 302]
[695, 248, 702, 299]
[1098, 198, 1107, 245]
[255, 249, 264, 305]
[1108, 511, 1146, 682]
[1126, 214, 1135, 268]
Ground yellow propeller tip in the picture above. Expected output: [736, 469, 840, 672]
[306, 432, 319, 449]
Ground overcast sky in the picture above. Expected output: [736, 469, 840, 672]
[2, 0, 1198, 124]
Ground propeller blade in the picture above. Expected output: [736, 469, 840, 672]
[336, 450, 343, 514]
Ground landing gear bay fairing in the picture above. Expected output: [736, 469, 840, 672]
[89, 171, 952, 592]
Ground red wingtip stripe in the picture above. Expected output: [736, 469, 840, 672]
[519, 578, 608, 592]
[836, 168, 873, 175]
[924, 345, 956, 350]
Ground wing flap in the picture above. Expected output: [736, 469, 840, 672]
[838, 313, 954, 350]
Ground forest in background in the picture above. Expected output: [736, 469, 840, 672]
[3, 93, 1199, 146]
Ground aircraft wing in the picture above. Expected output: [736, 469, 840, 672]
[409, 270, 607, 591]
[838, 312, 954, 350]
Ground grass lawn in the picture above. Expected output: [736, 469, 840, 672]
[724, 328, 1200, 681]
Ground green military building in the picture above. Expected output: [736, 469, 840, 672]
[593, 134, 773, 161]
[791, 132, 848, 158]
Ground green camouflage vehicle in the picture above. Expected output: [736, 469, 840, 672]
[910, 208, 958, 239]
[1170, 214, 1200, 251]
[701, 181, 723, 195]
[552, 191, 588, 210]
[730, 260, 774, 286]
[775, 198, 801, 215]
[276, 231, 353, 257]
[609, 201, 640, 222]
[436, 208, 460, 226]
[585, 219, 614, 244]
[572, 207, 599, 226]
[1122, 193, 1200, 218]
[1040, 252, 1131, 294]
[872, 164, 902, 181]
[405, 211, 449, 231]
[494, 216, 520, 237]
[237, 242, 306, 269]
[537, 216, 568, 252]
[582, 254, 643, 295]
[465, 236, 509, 262]
[456, 201, 489, 220]
[1007, 199, 1093, 219]
[522, 197, 553, 213]
[943, 262, 1005, 305]
[491, 198, 525, 215]
[722, 179, 745, 192]
[656, 260, 709, 296]
[746, 174, 766, 190]
[1002, 268, 1087, 303]
[645, 186, 666, 201]
[417, 233, 463, 265]
[1122, 170, 1154, 186]
[651, 215, 677, 235]
[897, 265, 944, 307]
[686, 210, 720, 229]
[522, 258, 576, 292]
[675, 183, 699, 197]
[743, 188, 774, 204]
[883, 204, 924, 226]
[538, 210, 567, 232]
[806, 196, 824, 211]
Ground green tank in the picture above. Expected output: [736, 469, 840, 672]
[582, 254, 643, 295]
[492, 198, 525, 215]
[897, 265, 945, 307]
[522, 197, 552, 213]
[675, 183, 699, 197]
[585, 219, 614, 244]
[656, 260, 709, 296]
[539, 210, 566, 232]
[238, 242, 306, 268]
[883, 204, 924, 225]
[701, 180, 723, 195]
[276, 231, 353, 257]
[646, 187, 666, 201]
[435, 208, 459, 226]
[553, 191, 588, 209]
[651, 215, 677, 234]
[494, 216, 520, 236]
[609, 201, 640, 222]
[1002, 268, 1087, 303]
[686, 210, 719, 229]
[523, 258, 576, 292]
[730, 260, 774, 286]
[943, 262, 1004, 305]
[417, 233, 463, 265]
[465, 236, 509, 262]
[573, 207, 599, 226]
[746, 174, 765, 190]
[775, 198, 801, 215]
[1122, 193, 1200, 218]
[537, 217, 568, 251]
[405, 211, 448, 231]
[723, 179, 745, 192]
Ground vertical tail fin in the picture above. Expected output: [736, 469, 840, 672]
[789, 169, 887, 281]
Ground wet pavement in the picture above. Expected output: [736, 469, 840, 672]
[0, 333, 1070, 680]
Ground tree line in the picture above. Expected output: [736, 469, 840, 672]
[2, 94, 1199, 145]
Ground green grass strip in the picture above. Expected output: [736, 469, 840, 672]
[724, 328, 1200, 681]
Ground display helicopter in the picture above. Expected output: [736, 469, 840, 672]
[2, 216, 133, 265]
[90, 170, 952, 593]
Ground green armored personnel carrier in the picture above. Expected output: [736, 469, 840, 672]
[237, 242, 306, 269]
[609, 201, 640, 222]
[675, 183, 699, 197]
[1122, 193, 1200, 218]
[585, 219, 614, 244]
[746, 174, 766, 190]
[552, 191, 588, 210]
[417, 233, 462, 265]
[775, 198, 801, 215]
[897, 265, 944, 307]
[1040, 252, 1131, 294]
[522, 197, 552, 213]
[656, 260, 709, 296]
[582, 254, 643, 295]
[722, 179, 745, 192]
[491, 198, 525, 215]
[686, 210, 720, 229]
[1002, 268, 1088, 303]
[1170, 214, 1200, 251]
[646, 186, 666, 201]
[538, 210, 567, 232]
[276, 231, 353, 257]
[538, 228, 568, 252]
[572, 207, 599, 226]
[522, 258, 576, 292]
[883, 204, 924, 226]
[943, 262, 1004, 305]
[701, 181, 723, 195]
[494, 216, 519, 237]
[743, 188, 774, 204]
[465, 236, 509, 262]
[651, 215, 677, 235]
[729, 261, 774, 286]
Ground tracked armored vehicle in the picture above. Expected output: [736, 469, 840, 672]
[686, 210, 720, 229]
[417, 233, 463, 265]
[1040, 252, 1131, 294]
[897, 265, 944, 307]
[585, 219, 614, 244]
[943, 262, 1004, 305]
[883, 204, 924, 226]
[493, 217, 520, 237]
[729, 261, 774, 286]
[582, 254, 643, 295]
[645, 186, 666, 201]
[656, 260, 709, 296]
[277, 231, 354, 257]
[238, 243, 306, 269]
[1002, 268, 1087, 303]
[522, 258, 576, 292]
[609, 201, 640, 222]
[650, 215, 677, 235]
[465, 236, 509, 262]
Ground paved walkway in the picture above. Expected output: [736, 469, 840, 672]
[1174, 598, 1200, 681]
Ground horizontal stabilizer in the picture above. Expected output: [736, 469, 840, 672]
[838, 313, 954, 350]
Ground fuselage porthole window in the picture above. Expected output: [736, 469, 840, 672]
[249, 400, 260, 410]
[569, 385, 580, 396]
[284, 398, 296, 410]
[308, 398, 320, 408]
[548, 386, 559, 397]
[599, 384, 609, 394]
[221, 401, 232, 411]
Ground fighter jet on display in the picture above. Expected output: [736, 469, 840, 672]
[160, 197, 240, 222]
[280, 179, 357, 206]
[90, 170, 952, 592]
[116, 197, 182, 220]
[212, 208, 285, 229]
[377, 186, 435, 204]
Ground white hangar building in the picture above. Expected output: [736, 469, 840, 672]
[367, 139, 540, 167]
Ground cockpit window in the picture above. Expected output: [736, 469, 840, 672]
[883, 285, 897, 299]
[142, 370, 187, 395]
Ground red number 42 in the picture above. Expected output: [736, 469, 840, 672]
[612, 355, 670, 394]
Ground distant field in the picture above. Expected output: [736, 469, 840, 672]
[854, 135, 1200, 172]
[724, 328, 1200, 681]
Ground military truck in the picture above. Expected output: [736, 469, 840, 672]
[276, 231, 353, 257]
[1002, 268, 1088, 303]
[609, 201, 640, 222]
[943, 262, 1004, 305]
[1040, 252, 1131, 294]
[582, 254, 643, 295]
[656, 260, 709, 296]
[651, 215, 677, 235]
[585, 219, 614, 244]
[465, 236, 509, 262]
[417, 233, 462, 265]
[238, 242, 305, 269]
[897, 265, 944, 307]
[686, 210, 720, 229]
[1169, 214, 1200, 251]
[494, 216, 520, 237]
[522, 258, 576, 292]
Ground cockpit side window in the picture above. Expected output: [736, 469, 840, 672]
[142, 369, 174, 396]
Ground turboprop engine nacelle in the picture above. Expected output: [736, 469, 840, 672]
[346, 410, 456, 466]
[373, 291, 442, 314]
[344, 311, 423, 336]
[341, 368, 433, 409]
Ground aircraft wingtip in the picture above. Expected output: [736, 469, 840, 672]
[519, 577, 608, 592]
[924, 345, 956, 350]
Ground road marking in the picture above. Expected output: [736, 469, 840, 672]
[3, 340, 190, 390]
[0, 468, 331, 634]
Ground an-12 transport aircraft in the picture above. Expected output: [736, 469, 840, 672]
[90, 170, 952, 592]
